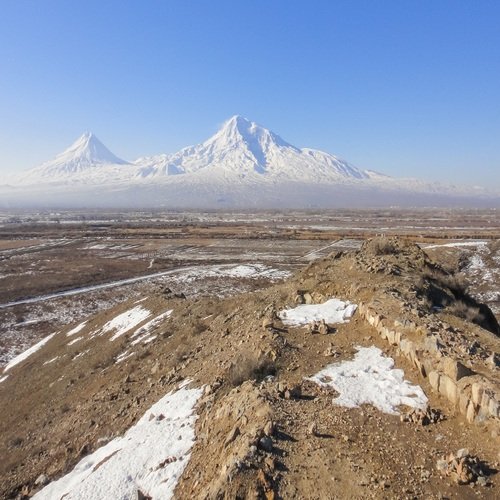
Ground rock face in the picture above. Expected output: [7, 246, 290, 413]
[1, 236, 499, 499]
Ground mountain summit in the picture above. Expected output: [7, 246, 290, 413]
[134, 115, 371, 182]
[19, 132, 129, 183]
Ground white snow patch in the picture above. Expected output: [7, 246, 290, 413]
[115, 351, 135, 364]
[72, 350, 89, 361]
[43, 356, 59, 366]
[279, 298, 357, 326]
[308, 346, 428, 415]
[130, 310, 172, 340]
[143, 335, 157, 344]
[3, 333, 56, 372]
[33, 383, 203, 500]
[0, 375, 8, 383]
[424, 241, 487, 250]
[172, 264, 290, 284]
[66, 321, 87, 337]
[67, 337, 83, 346]
[101, 306, 152, 341]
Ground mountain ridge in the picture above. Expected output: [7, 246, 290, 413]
[3, 116, 499, 208]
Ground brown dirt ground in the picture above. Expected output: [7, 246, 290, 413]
[0, 238, 499, 499]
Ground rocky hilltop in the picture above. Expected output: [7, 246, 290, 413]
[1, 238, 499, 499]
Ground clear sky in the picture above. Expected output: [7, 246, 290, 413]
[0, 0, 499, 187]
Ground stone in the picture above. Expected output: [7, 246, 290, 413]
[303, 293, 313, 305]
[424, 336, 443, 357]
[224, 426, 240, 447]
[471, 382, 484, 406]
[318, 320, 329, 335]
[480, 391, 490, 410]
[428, 371, 440, 392]
[323, 346, 337, 357]
[262, 317, 273, 329]
[466, 401, 477, 423]
[488, 398, 499, 418]
[259, 436, 273, 452]
[263, 420, 274, 437]
[442, 357, 473, 381]
[439, 375, 458, 404]
[307, 422, 317, 436]
[458, 392, 470, 416]
[35, 474, 49, 486]
[486, 352, 499, 368]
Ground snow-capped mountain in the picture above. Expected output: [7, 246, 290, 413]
[18, 132, 130, 184]
[134, 115, 373, 183]
[3, 116, 498, 208]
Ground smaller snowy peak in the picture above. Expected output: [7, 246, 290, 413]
[57, 132, 128, 167]
[45, 132, 129, 171]
[18, 132, 130, 184]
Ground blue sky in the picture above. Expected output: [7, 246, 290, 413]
[0, 0, 499, 187]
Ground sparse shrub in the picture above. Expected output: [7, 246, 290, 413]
[227, 352, 277, 387]
[422, 268, 467, 295]
[188, 320, 205, 336]
[364, 237, 397, 256]
[447, 300, 485, 324]
[10, 436, 23, 448]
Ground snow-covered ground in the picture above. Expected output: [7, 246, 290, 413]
[100, 305, 152, 341]
[279, 298, 357, 326]
[33, 382, 202, 500]
[309, 346, 428, 414]
[422, 240, 488, 250]
[3, 333, 55, 372]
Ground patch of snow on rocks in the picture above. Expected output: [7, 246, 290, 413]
[309, 346, 428, 415]
[0, 375, 8, 383]
[67, 337, 83, 346]
[115, 351, 135, 364]
[66, 321, 87, 337]
[33, 382, 203, 500]
[3, 333, 56, 372]
[101, 306, 152, 341]
[130, 310, 172, 340]
[279, 298, 357, 326]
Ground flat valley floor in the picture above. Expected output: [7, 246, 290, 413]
[1, 208, 499, 367]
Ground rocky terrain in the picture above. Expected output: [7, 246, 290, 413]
[0, 236, 499, 499]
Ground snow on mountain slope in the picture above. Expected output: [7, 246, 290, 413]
[4, 116, 498, 208]
[134, 115, 373, 183]
[18, 133, 132, 184]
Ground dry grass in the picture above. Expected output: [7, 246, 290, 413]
[227, 352, 277, 387]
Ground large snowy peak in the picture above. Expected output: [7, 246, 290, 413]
[19, 133, 130, 184]
[134, 115, 371, 182]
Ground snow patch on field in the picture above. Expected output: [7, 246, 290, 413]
[33, 383, 202, 500]
[279, 298, 357, 326]
[100, 306, 152, 341]
[424, 241, 487, 250]
[3, 333, 56, 372]
[0, 375, 8, 383]
[309, 346, 428, 415]
[67, 337, 83, 346]
[171, 264, 290, 284]
[66, 321, 87, 337]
